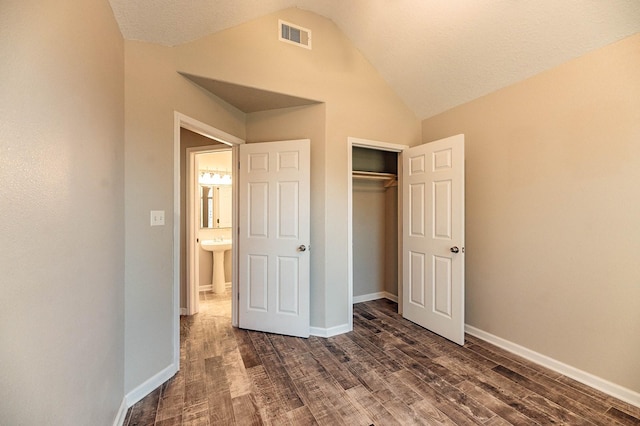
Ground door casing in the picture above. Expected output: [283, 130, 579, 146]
[347, 137, 409, 332]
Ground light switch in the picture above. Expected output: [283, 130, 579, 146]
[150, 210, 165, 226]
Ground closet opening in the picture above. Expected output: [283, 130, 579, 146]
[347, 138, 408, 332]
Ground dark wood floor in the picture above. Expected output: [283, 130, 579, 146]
[124, 290, 640, 425]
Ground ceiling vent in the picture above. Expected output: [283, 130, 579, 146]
[279, 20, 311, 49]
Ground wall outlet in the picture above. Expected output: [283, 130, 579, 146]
[150, 210, 165, 226]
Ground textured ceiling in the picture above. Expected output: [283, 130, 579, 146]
[109, 0, 640, 119]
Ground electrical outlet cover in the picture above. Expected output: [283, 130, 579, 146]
[150, 210, 165, 226]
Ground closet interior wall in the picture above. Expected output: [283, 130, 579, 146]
[352, 147, 399, 301]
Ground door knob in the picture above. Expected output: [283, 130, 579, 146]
[298, 245, 307, 252]
[450, 246, 459, 253]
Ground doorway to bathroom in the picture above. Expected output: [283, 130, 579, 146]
[193, 148, 233, 296]
[179, 120, 243, 325]
[185, 142, 235, 316]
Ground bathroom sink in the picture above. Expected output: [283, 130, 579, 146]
[200, 239, 232, 294]
[201, 239, 232, 253]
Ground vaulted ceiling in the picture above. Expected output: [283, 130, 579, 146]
[109, 0, 640, 119]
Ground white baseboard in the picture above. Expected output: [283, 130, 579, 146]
[199, 285, 212, 292]
[311, 291, 397, 338]
[383, 292, 399, 303]
[124, 363, 178, 408]
[112, 397, 127, 426]
[180, 307, 187, 316]
[310, 323, 351, 338]
[465, 325, 640, 408]
[353, 291, 398, 304]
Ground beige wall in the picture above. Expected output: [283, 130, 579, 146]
[422, 34, 640, 393]
[178, 8, 421, 328]
[0, 0, 125, 423]
[124, 41, 246, 393]
[3, 3, 635, 416]
[353, 181, 387, 297]
[352, 182, 399, 298]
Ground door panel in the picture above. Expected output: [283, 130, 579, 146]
[248, 182, 268, 237]
[403, 134, 465, 345]
[277, 257, 299, 314]
[433, 255, 452, 317]
[409, 252, 426, 306]
[409, 183, 425, 237]
[248, 255, 268, 311]
[239, 140, 310, 338]
[278, 181, 299, 238]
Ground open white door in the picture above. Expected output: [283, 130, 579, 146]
[238, 140, 310, 338]
[402, 134, 465, 345]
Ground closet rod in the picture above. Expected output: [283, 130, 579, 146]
[352, 170, 396, 180]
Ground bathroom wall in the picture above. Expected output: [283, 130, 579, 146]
[0, 0, 125, 423]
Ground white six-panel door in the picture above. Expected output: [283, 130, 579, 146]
[238, 140, 310, 338]
[402, 135, 465, 345]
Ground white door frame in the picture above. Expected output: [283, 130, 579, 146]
[173, 112, 244, 367]
[347, 137, 408, 331]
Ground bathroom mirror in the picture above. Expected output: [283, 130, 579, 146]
[200, 184, 232, 229]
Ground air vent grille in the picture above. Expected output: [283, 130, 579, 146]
[279, 20, 311, 49]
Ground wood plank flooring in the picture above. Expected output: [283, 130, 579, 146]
[124, 290, 640, 425]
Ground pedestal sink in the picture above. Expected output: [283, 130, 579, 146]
[200, 239, 232, 294]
